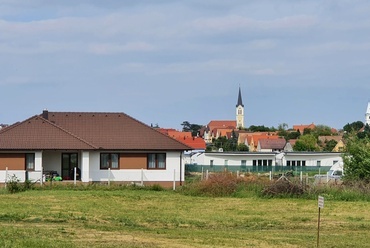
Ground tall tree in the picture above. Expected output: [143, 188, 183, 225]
[293, 134, 319, 151]
[342, 133, 370, 182]
[323, 139, 338, 152]
[181, 121, 202, 136]
[343, 121, 364, 133]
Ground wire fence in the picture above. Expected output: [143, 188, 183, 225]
[185, 164, 331, 176]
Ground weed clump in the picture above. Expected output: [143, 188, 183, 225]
[181, 172, 264, 197]
[6, 175, 34, 194]
[261, 178, 306, 197]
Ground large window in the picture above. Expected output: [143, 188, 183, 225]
[100, 153, 119, 169]
[25, 153, 35, 171]
[147, 153, 166, 169]
[287, 160, 306, 166]
[253, 159, 273, 166]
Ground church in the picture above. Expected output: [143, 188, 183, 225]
[201, 87, 245, 143]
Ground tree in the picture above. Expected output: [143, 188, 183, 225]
[343, 121, 364, 133]
[357, 124, 370, 139]
[248, 125, 276, 132]
[181, 121, 202, 136]
[236, 143, 249, 151]
[287, 131, 301, 140]
[312, 125, 333, 137]
[211, 132, 239, 152]
[293, 134, 319, 151]
[323, 139, 338, 152]
[342, 133, 370, 182]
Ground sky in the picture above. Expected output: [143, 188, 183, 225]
[1, 0, 370, 130]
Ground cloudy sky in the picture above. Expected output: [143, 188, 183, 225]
[1, 0, 370, 130]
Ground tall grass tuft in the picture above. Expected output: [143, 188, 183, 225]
[180, 172, 267, 197]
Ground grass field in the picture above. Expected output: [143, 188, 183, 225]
[0, 187, 369, 248]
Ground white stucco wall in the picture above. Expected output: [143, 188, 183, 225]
[190, 152, 343, 168]
[192, 152, 277, 166]
[283, 152, 342, 167]
[89, 151, 183, 184]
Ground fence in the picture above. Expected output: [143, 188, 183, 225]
[185, 164, 331, 176]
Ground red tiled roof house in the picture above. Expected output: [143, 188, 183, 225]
[0, 110, 191, 186]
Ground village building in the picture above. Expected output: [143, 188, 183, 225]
[0, 110, 191, 186]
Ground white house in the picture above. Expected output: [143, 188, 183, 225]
[0, 111, 191, 187]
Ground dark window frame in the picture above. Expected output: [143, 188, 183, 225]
[25, 153, 35, 171]
[100, 153, 120, 170]
[147, 153, 166, 170]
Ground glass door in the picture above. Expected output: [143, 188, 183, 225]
[62, 153, 79, 180]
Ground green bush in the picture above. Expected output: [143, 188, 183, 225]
[6, 175, 34, 194]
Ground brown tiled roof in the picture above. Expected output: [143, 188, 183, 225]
[0, 116, 96, 150]
[0, 111, 191, 151]
[258, 138, 286, 149]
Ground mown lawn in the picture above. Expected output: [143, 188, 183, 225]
[0, 188, 369, 248]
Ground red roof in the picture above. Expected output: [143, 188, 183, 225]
[174, 137, 206, 150]
[293, 123, 316, 133]
[208, 120, 236, 132]
[0, 111, 191, 151]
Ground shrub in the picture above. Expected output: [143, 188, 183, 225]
[180, 172, 265, 197]
[6, 175, 35, 194]
[261, 178, 306, 197]
[6, 175, 23, 194]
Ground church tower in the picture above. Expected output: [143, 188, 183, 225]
[236, 86, 245, 129]
[366, 102, 370, 126]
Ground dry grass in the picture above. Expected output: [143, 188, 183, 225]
[0, 188, 369, 247]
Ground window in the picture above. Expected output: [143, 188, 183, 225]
[241, 160, 246, 166]
[253, 160, 257, 166]
[147, 153, 166, 169]
[333, 160, 338, 165]
[210, 160, 214, 167]
[25, 153, 35, 171]
[100, 153, 119, 169]
[224, 160, 229, 166]
[317, 160, 321, 167]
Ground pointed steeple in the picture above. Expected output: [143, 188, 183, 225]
[236, 86, 244, 107]
[236, 86, 245, 129]
[366, 102, 370, 126]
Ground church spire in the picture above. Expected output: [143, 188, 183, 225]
[366, 102, 370, 126]
[236, 86, 245, 129]
[236, 86, 244, 107]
